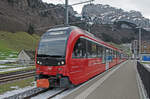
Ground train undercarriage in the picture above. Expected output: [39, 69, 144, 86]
[35, 74, 73, 88]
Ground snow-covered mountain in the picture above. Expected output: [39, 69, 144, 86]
[82, 4, 150, 28]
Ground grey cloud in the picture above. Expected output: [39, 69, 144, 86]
[129, 0, 150, 18]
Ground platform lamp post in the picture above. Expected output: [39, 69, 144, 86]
[135, 26, 142, 60]
[138, 27, 142, 61]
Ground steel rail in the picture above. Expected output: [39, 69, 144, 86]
[0, 71, 35, 83]
[23, 88, 52, 99]
[48, 88, 68, 99]
[24, 88, 68, 99]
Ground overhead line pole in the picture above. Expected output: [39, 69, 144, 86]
[71, 0, 94, 6]
[65, 0, 69, 25]
[35, 21, 89, 30]
[65, 0, 94, 25]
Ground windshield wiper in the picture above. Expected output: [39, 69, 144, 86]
[49, 55, 64, 58]
[37, 54, 51, 57]
[37, 54, 64, 58]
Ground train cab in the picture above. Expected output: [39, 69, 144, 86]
[36, 27, 73, 88]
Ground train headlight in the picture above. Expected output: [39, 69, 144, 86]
[40, 62, 42, 65]
[58, 62, 60, 65]
[61, 61, 64, 65]
[37, 61, 40, 64]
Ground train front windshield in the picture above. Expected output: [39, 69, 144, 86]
[37, 30, 68, 58]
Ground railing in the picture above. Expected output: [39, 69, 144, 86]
[137, 61, 150, 98]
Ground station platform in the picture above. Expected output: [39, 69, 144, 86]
[62, 60, 140, 99]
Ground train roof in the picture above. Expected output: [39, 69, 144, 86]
[47, 26, 78, 32]
[47, 25, 122, 53]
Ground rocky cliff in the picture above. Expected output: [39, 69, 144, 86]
[82, 4, 150, 28]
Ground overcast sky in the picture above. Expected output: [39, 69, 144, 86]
[42, 0, 150, 19]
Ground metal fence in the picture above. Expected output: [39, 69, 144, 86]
[17, 60, 35, 66]
[137, 61, 150, 98]
[0, 60, 35, 75]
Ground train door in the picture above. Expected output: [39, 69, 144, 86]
[70, 38, 87, 84]
[102, 47, 106, 64]
[105, 49, 110, 70]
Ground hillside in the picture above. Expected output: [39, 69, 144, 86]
[1, 0, 150, 45]
[0, 0, 77, 34]
[74, 21, 150, 44]
[0, 31, 40, 52]
[90, 24, 136, 44]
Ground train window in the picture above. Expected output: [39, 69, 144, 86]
[115, 51, 117, 58]
[105, 48, 113, 62]
[113, 51, 117, 58]
[97, 45, 103, 58]
[91, 43, 97, 58]
[87, 41, 97, 58]
[102, 47, 106, 63]
[109, 50, 111, 56]
[110, 50, 113, 61]
[106, 49, 110, 62]
[72, 38, 86, 58]
[120, 53, 123, 59]
[87, 41, 92, 58]
[117, 52, 119, 58]
[112, 50, 114, 58]
[81, 39, 86, 57]
[116, 52, 118, 58]
[38, 30, 68, 57]
[118, 53, 121, 59]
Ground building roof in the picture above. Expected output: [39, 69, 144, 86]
[23, 50, 35, 60]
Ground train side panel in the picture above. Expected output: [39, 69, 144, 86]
[66, 30, 120, 85]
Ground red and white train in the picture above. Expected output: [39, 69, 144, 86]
[35, 26, 127, 88]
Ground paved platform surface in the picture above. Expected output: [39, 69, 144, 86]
[63, 60, 140, 99]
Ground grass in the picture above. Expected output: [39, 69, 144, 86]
[0, 50, 18, 60]
[0, 31, 40, 60]
[0, 77, 34, 94]
[0, 31, 39, 52]
[0, 57, 6, 60]
[0, 66, 35, 74]
[0, 65, 29, 69]
[141, 62, 150, 64]
[0, 66, 19, 70]
[0, 63, 18, 66]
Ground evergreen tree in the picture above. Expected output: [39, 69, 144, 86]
[28, 24, 34, 34]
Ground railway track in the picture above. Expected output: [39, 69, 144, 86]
[47, 88, 68, 99]
[0, 69, 35, 77]
[24, 88, 68, 99]
[0, 71, 35, 84]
